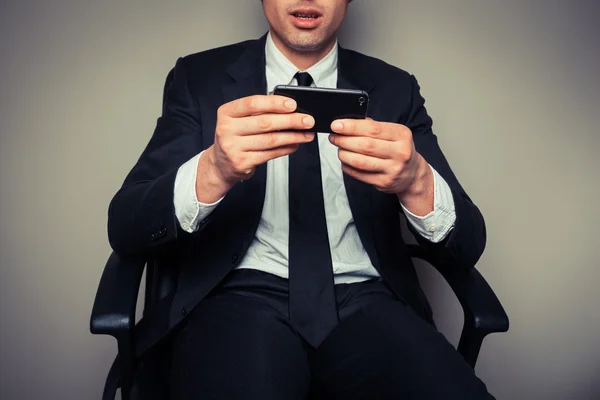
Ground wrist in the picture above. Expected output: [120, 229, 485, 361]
[411, 157, 433, 196]
[396, 156, 434, 215]
[196, 147, 234, 203]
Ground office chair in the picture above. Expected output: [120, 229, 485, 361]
[90, 242, 509, 400]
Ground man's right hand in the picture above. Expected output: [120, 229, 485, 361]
[196, 95, 316, 203]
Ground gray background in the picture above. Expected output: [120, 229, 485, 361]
[1, 0, 599, 399]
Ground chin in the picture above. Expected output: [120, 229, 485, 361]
[285, 32, 329, 52]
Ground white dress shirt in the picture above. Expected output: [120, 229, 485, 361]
[173, 32, 456, 284]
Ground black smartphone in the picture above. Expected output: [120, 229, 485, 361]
[273, 85, 369, 133]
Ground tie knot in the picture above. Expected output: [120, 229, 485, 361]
[295, 72, 314, 87]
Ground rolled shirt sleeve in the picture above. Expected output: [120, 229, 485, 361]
[400, 164, 456, 243]
[173, 151, 223, 233]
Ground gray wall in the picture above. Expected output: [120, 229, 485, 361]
[1, 1, 598, 399]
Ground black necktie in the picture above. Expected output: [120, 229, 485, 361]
[288, 72, 338, 347]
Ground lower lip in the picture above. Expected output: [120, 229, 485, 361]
[290, 15, 322, 29]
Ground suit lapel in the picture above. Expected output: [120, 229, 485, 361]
[217, 35, 269, 248]
[221, 34, 269, 187]
[337, 47, 382, 271]
[222, 35, 268, 105]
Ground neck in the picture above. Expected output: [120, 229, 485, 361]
[270, 31, 337, 71]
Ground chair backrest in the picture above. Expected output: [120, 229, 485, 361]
[143, 251, 180, 318]
[141, 67, 178, 317]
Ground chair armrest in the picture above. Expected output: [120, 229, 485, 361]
[90, 252, 146, 400]
[407, 245, 509, 367]
[90, 252, 146, 337]
[407, 245, 508, 333]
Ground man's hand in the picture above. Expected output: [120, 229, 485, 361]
[196, 95, 315, 203]
[329, 118, 434, 216]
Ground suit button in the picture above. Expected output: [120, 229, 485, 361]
[181, 307, 187, 316]
[231, 254, 239, 264]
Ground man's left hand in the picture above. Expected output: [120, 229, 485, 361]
[329, 118, 434, 215]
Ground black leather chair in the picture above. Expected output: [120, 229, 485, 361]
[90, 242, 509, 400]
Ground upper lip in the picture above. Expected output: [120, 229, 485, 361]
[290, 8, 323, 17]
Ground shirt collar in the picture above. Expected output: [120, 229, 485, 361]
[265, 30, 338, 86]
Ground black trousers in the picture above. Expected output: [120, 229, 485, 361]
[169, 269, 494, 399]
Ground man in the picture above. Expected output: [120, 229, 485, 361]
[108, 0, 492, 398]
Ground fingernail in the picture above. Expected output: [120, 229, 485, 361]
[332, 121, 343, 131]
[328, 134, 335, 143]
[285, 99, 296, 110]
[303, 116, 315, 127]
[304, 132, 314, 140]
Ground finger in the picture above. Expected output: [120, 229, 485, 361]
[224, 95, 297, 118]
[337, 149, 388, 173]
[247, 144, 302, 165]
[340, 162, 380, 185]
[331, 119, 396, 141]
[242, 131, 315, 151]
[329, 134, 396, 159]
[238, 113, 315, 135]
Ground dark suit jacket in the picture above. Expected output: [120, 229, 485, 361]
[108, 34, 486, 357]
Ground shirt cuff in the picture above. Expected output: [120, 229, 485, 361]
[174, 151, 224, 233]
[400, 165, 456, 243]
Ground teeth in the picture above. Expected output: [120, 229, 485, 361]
[295, 13, 317, 19]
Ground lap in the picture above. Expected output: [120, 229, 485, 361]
[168, 271, 493, 399]
[169, 291, 311, 400]
[311, 295, 494, 399]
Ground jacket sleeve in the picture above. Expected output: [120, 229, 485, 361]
[402, 75, 487, 270]
[107, 57, 208, 257]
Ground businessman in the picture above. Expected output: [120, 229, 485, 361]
[108, 0, 492, 398]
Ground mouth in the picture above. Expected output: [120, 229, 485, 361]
[292, 12, 320, 19]
[290, 8, 323, 29]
